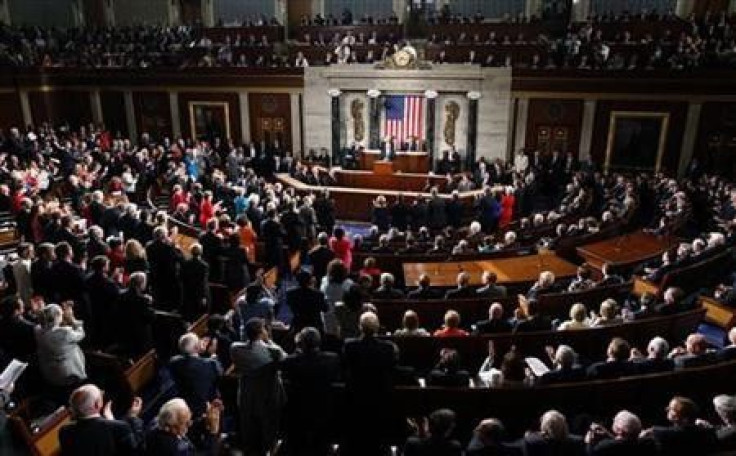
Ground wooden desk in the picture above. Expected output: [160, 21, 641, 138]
[334, 169, 447, 193]
[403, 254, 578, 288]
[576, 231, 678, 271]
[360, 150, 430, 173]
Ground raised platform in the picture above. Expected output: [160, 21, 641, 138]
[403, 254, 579, 288]
[359, 150, 430, 174]
[276, 171, 482, 222]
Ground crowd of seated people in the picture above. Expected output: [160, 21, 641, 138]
[0, 119, 735, 454]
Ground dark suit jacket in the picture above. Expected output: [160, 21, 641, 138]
[59, 416, 144, 456]
[674, 352, 717, 369]
[718, 345, 736, 362]
[373, 286, 405, 300]
[168, 354, 222, 417]
[31, 259, 55, 301]
[521, 434, 585, 456]
[513, 315, 552, 333]
[476, 284, 508, 299]
[0, 314, 36, 361]
[539, 366, 586, 384]
[51, 260, 86, 304]
[407, 286, 439, 300]
[287, 286, 328, 333]
[473, 318, 512, 335]
[144, 428, 195, 455]
[404, 436, 463, 456]
[633, 357, 674, 375]
[587, 437, 658, 456]
[199, 231, 223, 281]
[651, 424, 718, 456]
[586, 360, 637, 380]
[307, 246, 335, 282]
[716, 425, 736, 452]
[180, 257, 210, 319]
[343, 336, 397, 395]
[117, 289, 156, 358]
[445, 286, 476, 300]
[84, 272, 121, 348]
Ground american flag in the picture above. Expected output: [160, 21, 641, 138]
[383, 95, 424, 146]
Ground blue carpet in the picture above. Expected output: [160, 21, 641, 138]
[699, 323, 727, 349]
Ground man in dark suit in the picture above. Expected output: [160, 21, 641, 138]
[596, 262, 625, 287]
[84, 256, 122, 349]
[199, 219, 224, 283]
[51, 241, 87, 310]
[180, 243, 210, 322]
[711, 394, 736, 452]
[31, 242, 56, 302]
[280, 327, 341, 455]
[643, 396, 717, 455]
[145, 226, 183, 311]
[584, 410, 658, 456]
[444, 272, 476, 300]
[671, 333, 717, 370]
[260, 209, 285, 270]
[513, 299, 552, 333]
[539, 345, 586, 385]
[373, 273, 406, 299]
[519, 410, 585, 456]
[379, 136, 396, 161]
[407, 274, 439, 300]
[631, 336, 674, 374]
[0, 295, 37, 362]
[472, 302, 512, 335]
[287, 270, 328, 334]
[586, 338, 637, 380]
[168, 332, 223, 425]
[476, 271, 507, 299]
[59, 384, 144, 456]
[342, 312, 398, 455]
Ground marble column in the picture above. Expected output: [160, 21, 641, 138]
[730, 0, 736, 14]
[312, 0, 325, 16]
[571, 0, 591, 21]
[201, 0, 215, 27]
[425, 90, 438, 165]
[104, 0, 115, 26]
[290, 92, 302, 155]
[0, 0, 10, 25]
[123, 91, 137, 141]
[514, 97, 529, 152]
[169, 92, 181, 139]
[525, 0, 543, 19]
[678, 102, 702, 177]
[329, 89, 341, 166]
[676, 0, 695, 18]
[466, 91, 481, 171]
[19, 90, 32, 127]
[368, 90, 381, 149]
[239, 91, 251, 144]
[90, 90, 104, 125]
[578, 99, 596, 163]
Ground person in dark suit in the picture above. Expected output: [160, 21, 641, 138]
[379, 136, 396, 161]
[287, 270, 329, 334]
[445, 272, 476, 300]
[407, 274, 439, 300]
[718, 327, 736, 362]
[31, 242, 56, 302]
[403, 409, 463, 456]
[144, 398, 197, 455]
[467, 418, 518, 456]
[56, 215, 84, 260]
[538, 345, 586, 385]
[84, 256, 122, 349]
[59, 384, 144, 456]
[116, 272, 156, 358]
[373, 273, 405, 299]
[513, 299, 552, 333]
[261, 209, 285, 270]
[51, 241, 86, 308]
[586, 338, 637, 380]
[642, 396, 717, 456]
[596, 262, 625, 287]
[307, 232, 335, 283]
[222, 233, 251, 293]
[86, 226, 110, 262]
[476, 271, 508, 299]
[519, 410, 585, 456]
[472, 302, 512, 335]
[584, 410, 658, 456]
[428, 187, 448, 231]
[630, 336, 674, 374]
[427, 349, 470, 387]
[710, 394, 736, 452]
[145, 226, 183, 312]
[280, 327, 341, 456]
[342, 312, 398, 455]
[0, 295, 36, 362]
[169, 332, 222, 423]
[180, 243, 210, 322]
[199, 219, 224, 283]
[671, 333, 717, 370]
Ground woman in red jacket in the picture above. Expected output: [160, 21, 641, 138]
[199, 190, 219, 227]
[499, 186, 516, 229]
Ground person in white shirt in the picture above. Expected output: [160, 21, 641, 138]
[295, 51, 309, 68]
[514, 149, 529, 174]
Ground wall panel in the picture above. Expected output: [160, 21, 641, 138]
[525, 99, 583, 157]
[133, 92, 172, 140]
[177, 91, 241, 142]
[27, 90, 93, 128]
[248, 93, 292, 152]
[0, 93, 24, 131]
[9, 0, 74, 26]
[100, 91, 128, 137]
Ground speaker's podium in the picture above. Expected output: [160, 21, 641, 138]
[373, 160, 394, 175]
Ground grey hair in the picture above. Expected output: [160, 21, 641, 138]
[41, 304, 63, 330]
[157, 398, 190, 427]
[178, 332, 199, 355]
[555, 345, 576, 368]
[69, 384, 103, 418]
[612, 410, 642, 437]
[540, 410, 568, 440]
[647, 336, 669, 359]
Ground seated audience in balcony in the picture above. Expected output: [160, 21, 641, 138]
[719, 327, 736, 362]
[434, 310, 469, 337]
[539, 345, 586, 384]
[591, 299, 624, 327]
[597, 262, 625, 286]
[373, 272, 405, 300]
[568, 264, 596, 292]
[654, 287, 690, 316]
[466, 418, 514, 455]
[394, 310, 430, 337]
[472, 302, 512, 335]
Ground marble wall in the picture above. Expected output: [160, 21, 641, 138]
[303, 64, 511, 162]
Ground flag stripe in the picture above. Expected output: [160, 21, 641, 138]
[383, 95, 425, 147]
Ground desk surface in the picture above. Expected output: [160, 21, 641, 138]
[576, 231, 678, 270]
[403, 254, 578, 287]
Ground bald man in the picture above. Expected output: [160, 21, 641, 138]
[59, 384, 144, 456]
